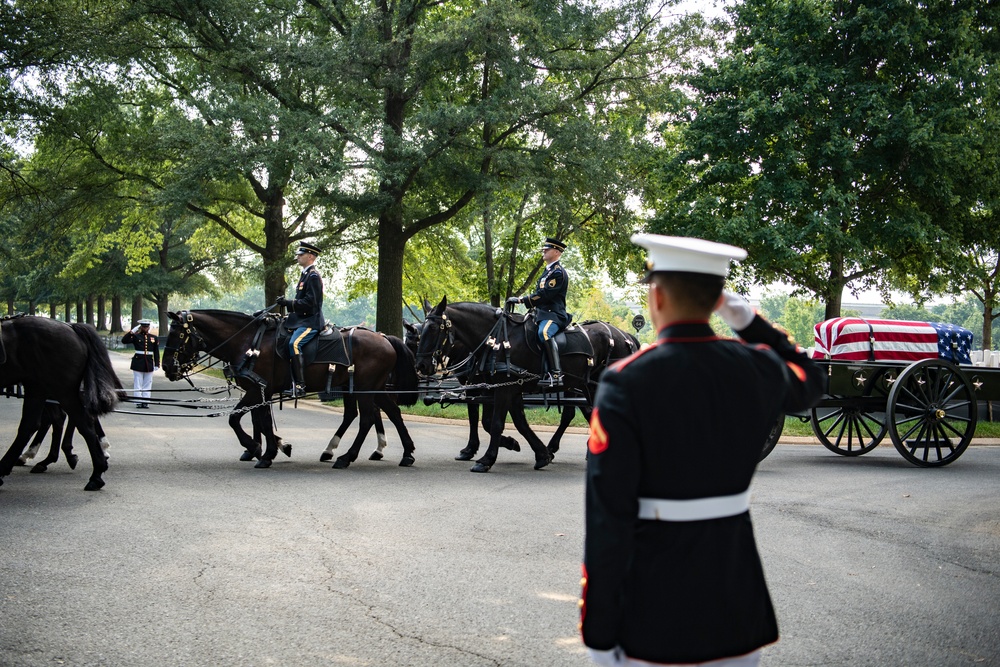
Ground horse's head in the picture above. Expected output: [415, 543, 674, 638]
[403, 320, 421, 355]
[414, 296, 450, 376]
[162, 311, 206, 380]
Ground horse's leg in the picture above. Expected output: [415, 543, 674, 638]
[374, 394, 415, 467]
[95, 417, 110, 459]
[60, 398, 107, 491]
[59, 413, 79, 470]
[470, 391, 516, 473]
[30, 405, 68, 474]
[510, 398, 553, 470]
[369, 410, 388, 461]
[0, 397, 47, 485]
[455, 402, 481, 461]
[322, 396, 358, 462]
[332, 397, 377, 469]
[17, 408, 49, 465]
[230, 394, 263, 461]
[546, 406, 576, 458]
[253, 402, 282, 469]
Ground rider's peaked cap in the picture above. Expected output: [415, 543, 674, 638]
[295, 241, 322, 256]
[631, 233, 746, 282]
[138, 319, 153, 326]
[540, 237, 567, 251]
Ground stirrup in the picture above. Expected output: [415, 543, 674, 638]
[282, 384, 306, 398]
[544, 372, 564, 388]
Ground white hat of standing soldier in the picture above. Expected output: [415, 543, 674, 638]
[138, 319, 153, 326]
[631, 233, 747, 280]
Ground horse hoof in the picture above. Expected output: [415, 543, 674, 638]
[534, 455, 553, 470]
[332, 458, 351, 469]
[29, 464, 48, 474]
[319, 452, 333, 462]
[501, 437, 521, 452]
[399, 456, 415, 467]
[14, 459, 26, 466]
[470, 463, 492, 473]
[84, 479, 105, 491]
[67, 454, 79, 470]
[369, 451, 384, 461]
[280, 444, 292, 458]
[254, 458, 272, 469]
[239, 450, 256, 462]
[455, 451, 475, 461]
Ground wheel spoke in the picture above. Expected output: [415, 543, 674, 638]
[898, 417, 925, 443]
[821, 410, 847, 440]
[939, 419, 970, 439]
[858, 415, 882, 442]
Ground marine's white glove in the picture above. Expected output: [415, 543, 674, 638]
[588, 647, 625, 667]
[715, 290, 755, 331]
[131, 326, 140, 334]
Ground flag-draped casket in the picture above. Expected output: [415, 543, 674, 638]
[812, 318, 973, 364]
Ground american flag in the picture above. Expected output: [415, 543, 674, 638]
[812, 318, 973, 364]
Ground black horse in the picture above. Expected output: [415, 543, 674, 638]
[162, 309, 419, 469]
[415, 297, 595, 473]
[409, 313, 523, 462]
[542, 319, 640, 456]
[0, 316, 122, 491]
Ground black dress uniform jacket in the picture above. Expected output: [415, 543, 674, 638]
[122, 330, 160, 373]
[582, 316, 824, 664]
[524, 261, 570, 329]
[284, 265, 324, 331]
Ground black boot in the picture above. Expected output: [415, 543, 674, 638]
[283, 355, 307, 398]
[543, 338, 563, 388]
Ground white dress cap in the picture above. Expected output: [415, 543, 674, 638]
[138, 319, 153, 326]
[631, 233, 747, 278]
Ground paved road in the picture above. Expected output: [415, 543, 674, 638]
[0, 353, 998, 666]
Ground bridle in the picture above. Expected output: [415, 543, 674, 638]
[163, 311, 208, 378]
[415, 312, 455, 374]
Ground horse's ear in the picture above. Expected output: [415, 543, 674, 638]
[422, 298, 432, 315]
[167, 311, 179, 322]
[437, 296, 447, 312]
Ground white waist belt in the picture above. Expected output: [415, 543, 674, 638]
[133, 351, 155, 355]
[638, 490, 751, 522]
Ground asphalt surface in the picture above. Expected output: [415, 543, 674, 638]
[0, 353, 998, 666]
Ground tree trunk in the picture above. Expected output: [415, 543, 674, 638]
[824, 257, 845, 320]
[28, 300, 35, 315]
[262, 194, 289, 306]
[131, 295, 143, 329]
[76, 302, 84, 323]
[376, 211, 406, 337]
[65, 302, 72, 322]
[110, 296, 123, 333]
[483, 207, 498, 306]
[49, 303, 57, 319]
[97, 296, 107, 331]
[85, 296, 95, 326]
[6, 300, 13, 316]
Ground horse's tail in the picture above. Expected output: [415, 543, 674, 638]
[385, 334, 420, 407]
[70, 323, 123, 415]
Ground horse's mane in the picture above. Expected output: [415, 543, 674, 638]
[191, 309, 255, 323]
[448, 301, 525, 323]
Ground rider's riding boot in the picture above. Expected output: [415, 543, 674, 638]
[543, 338, 563, 388]
[283, 355, 307, 398]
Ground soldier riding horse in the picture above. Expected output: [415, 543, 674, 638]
[415, 297, 598, 473]
[162, 309, 419, 469]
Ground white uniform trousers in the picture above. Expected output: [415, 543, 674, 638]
[132, 371, 153, 406]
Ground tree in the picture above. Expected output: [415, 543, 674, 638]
[649, 0, 996, 318]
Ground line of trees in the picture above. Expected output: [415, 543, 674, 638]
[1, 0, 997, 343]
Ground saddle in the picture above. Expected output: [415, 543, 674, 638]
[275, 322, 352, 368]
[523, 313, 595, 359]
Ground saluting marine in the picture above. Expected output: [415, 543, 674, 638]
[122, 319, 159, 409]
[581, 234, 825, 667]
[506, 236, 570, 386]
[276, 241, 324, 398]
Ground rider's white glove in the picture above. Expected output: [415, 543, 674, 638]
[131, 326, 140, 334]
[588, 647, 625, 667]
[715, 290, 755, 331]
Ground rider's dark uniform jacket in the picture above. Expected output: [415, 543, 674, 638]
[524, 260, 570, 329]
[284, 265, 324, 331]
[581, 316, 824, 664]
[122, 330, 160, 373]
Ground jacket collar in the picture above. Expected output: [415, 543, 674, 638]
[657, 320, 716, 341]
